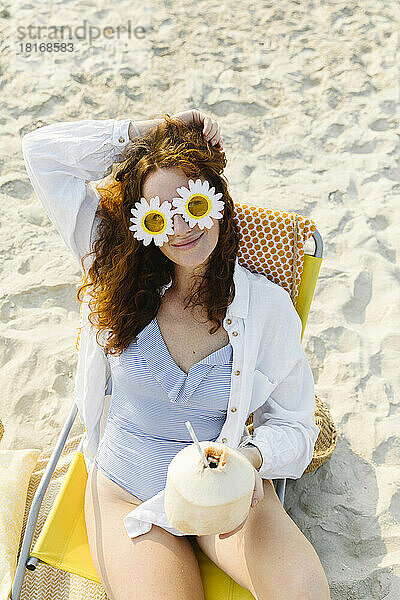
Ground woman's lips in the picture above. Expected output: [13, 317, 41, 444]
[173, 232, 204, 249]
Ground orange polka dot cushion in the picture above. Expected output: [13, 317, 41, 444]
[233, 202, 316, 305]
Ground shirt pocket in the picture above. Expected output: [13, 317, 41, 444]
[249, 369, 277, 413]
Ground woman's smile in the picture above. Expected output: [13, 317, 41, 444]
[172, 231, 204, 249]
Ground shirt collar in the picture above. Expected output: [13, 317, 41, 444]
[160, 257, 249, 319]
[228, 257, 249, 319]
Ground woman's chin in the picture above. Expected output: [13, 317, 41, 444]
[170, 252, 210, 268]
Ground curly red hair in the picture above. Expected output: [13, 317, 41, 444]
[77, 114, 240, 356]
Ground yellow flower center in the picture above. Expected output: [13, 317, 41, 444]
[187, 194, 211, 218]
[143, 211, 166, 234]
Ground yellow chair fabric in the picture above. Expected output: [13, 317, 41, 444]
[30, 452, 93, 580]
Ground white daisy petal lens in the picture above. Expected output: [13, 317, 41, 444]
[129, 196, 176, 247]
[172, 178, 224, 230]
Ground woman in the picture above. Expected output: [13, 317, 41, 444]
[21, 109, 330, 600]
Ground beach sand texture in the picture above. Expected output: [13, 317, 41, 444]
[1, 1, 400, 598]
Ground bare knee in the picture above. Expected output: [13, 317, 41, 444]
[280, 566, 330, 600]
[298, 578, 330, 600]
[251, 552, 330, 600]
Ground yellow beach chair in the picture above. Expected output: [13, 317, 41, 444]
[12, 204, 323, 600]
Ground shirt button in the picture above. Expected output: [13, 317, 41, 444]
[222, 438, 227, 443]
[234, 370, 240, 376]
[230, 407, 237, 412]
[226, 318, 232, 325]
[232, 331, 238, 336]
[118, 136, 125, 143]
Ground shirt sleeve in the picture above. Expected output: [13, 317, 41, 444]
[249, 293, 320, 480]
[21, 118, 133, 267]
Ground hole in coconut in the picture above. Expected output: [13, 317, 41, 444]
[208, 455, 219, 469]
[205, 448, 226, 469]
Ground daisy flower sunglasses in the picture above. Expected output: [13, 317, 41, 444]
[129, 178, 225, 247]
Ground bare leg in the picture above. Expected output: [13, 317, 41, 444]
[84, 463, 205, 600]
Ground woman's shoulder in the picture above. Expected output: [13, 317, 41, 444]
[239, 263, 299, 328]
[239, 262, 289, 302]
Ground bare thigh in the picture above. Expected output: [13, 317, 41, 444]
[84, 463, 205, 600]
[195, 479, 330, 599]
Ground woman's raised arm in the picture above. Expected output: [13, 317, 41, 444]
[21, 118, 135, 267]
[21, 112, 222, 268]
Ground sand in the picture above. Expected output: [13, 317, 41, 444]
[1, 0, 399, 598]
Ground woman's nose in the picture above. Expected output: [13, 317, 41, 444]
[172, 213, 192, 235]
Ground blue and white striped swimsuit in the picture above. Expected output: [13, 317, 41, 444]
[94, 316, 233, 502]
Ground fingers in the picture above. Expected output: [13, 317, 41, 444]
[171, 109, 202, 126]
[171, 110, 224, 148]
[173, 110, 223, 148]
[218, 515, 247, 540]
[251, 471, 264, 507]
[204, 122, 219, 143]
[219, 523, 241, 540]
[202, 116, 223, 147]
[257, 473, 265, 500]
[191, 109, 204, 125]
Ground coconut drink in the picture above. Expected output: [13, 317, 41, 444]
[164, 437, 255, 536]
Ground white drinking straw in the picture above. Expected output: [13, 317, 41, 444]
[185, 420, 209, 469]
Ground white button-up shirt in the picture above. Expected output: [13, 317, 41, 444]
[21, 119, 320, 538]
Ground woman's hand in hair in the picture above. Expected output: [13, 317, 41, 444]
[171, 109, 224, 150]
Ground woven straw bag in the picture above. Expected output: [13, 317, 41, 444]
[245, 394, 337, 474]
[245, 214, 338, 474]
